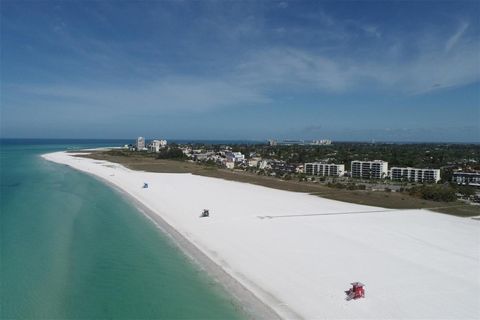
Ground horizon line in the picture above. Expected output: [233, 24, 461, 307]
[1, 137, 479, 145]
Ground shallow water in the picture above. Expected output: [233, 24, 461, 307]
[1, 140, 243, 319]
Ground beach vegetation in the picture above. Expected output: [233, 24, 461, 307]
[456, 186, 476, 198]
[155, 147, 186, 160]
[408, 184, 457, 202]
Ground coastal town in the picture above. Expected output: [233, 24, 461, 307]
[125, 136, 480, 205]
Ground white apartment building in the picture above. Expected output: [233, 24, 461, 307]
[452, 172, 480, 187]
[390, 167, 441, 183]
[149, 139, 167, 152]
[136, 137, 145, 150]
[351, 160, 388, 179]
[225, 152, 245, 163]
[304, 163, 345, 177]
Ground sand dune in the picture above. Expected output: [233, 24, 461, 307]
[43, 151, 480, 319]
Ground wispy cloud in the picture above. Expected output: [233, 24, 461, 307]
[445, 21, 469, 52]
[9, 77, 270, 114]
[362, 25, 381, 38]
[234, 48, 354, 92]
[5, 2, 478, 97]
[233, 23, 479, 94]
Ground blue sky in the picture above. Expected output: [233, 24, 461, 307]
[1, 1, 479, 142]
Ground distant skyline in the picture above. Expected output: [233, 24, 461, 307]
[1, 1, 479, 142]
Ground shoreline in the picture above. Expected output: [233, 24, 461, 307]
[41, 150, 480, 319]
[93, 175, 285, 320]
[41, 152, 292, 319]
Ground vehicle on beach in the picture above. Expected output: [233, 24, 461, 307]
[201, 209, 210, 217]
[143, 182, 149, 188]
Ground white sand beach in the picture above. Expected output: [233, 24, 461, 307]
[43, 151, 480, 319]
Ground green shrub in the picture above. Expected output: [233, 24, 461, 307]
[408, 185, 457, 202]
[156, 147, 186, 160]
[346, 183, 357, 190]
[457, 186, 476, 197]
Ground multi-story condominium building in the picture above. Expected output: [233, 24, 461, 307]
[452, 172, 480, 187]
[270, 160, 297, 174]
[304, 163, 345, 177]
[351, 160, 388, 179]
[149, 139, 167, 152]
[225, 152, 245, 163]
[390, 167, 440, 183]
[136, 137, 145, 150]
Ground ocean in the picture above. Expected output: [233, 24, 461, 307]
[0, 139, 243, 319]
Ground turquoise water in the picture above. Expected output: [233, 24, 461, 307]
[1, 141, 243, 319]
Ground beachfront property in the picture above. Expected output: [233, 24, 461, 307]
[193, 151, 215, 162]
[248, 157, 262, 167]
[452, 172, 480, 187]
[390, 167, 441, 183]
[225, 151, 245, 163]
[189, 149, 246, 169]
[148, 139, 167, 153]
[269, 160, 297, 174]
[351, 160, 388, 179]
[136, 137, 145, 151]
[304, 162, 345, 177]
[255, 159, 295, 174]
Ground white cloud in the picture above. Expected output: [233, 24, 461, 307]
[13, 77, 270, 114]
[445, 22, 469, 52]
[362, 25, 381, 38]
[235, 48, 354, 91]
[233, 31, 480, 94]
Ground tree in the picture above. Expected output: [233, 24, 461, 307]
[408, 185, 457, 202]
[156, 147, 186, 160]
[458, 186, 476, 198]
